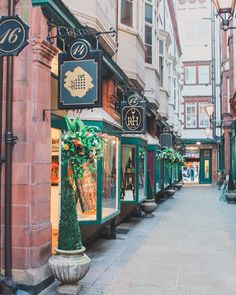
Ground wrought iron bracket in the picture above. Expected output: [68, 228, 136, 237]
[47, 20, 116, 46]
[118, 85, 154, 95]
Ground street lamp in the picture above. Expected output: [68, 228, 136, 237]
[205, 103, 215, 116]
[213, 0, 236, 30]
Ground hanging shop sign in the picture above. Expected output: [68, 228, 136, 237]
[58, 41, 102, 109]
[0, 15, 29, 56]
[121, 94, 146, 134]
[160, 133, 172, 147]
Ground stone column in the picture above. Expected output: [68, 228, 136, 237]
[1, 3, 57, 287]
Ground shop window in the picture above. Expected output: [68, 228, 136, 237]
[121, 0, 133, 27]
[199, 103, 209, 128]
[122, 145, 136, 201]
[102, 135, 119, 218]
[148, 151, 155, 188]
[50, 128, 61, 252]
[139, 147, 145, 199]
[186, 103, 196, 128]
[198, 65, 210, 84]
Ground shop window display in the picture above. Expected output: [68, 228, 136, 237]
[139, 147, 145, 199]
[50, 128, 61, 252]
[102, 135, 119, 218]
[121, 145, 136, 201]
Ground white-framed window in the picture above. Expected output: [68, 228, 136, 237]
[186, 103, 196, 128]
[185, 66, 196, 84]
[198, 65, 210, 84]
[199, 103, 209, 128]
[145, 0, 153, 64]
[121, 0, 133, 27]
[159, 40, 164, 87]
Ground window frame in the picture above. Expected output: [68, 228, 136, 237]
[199, 103, 209, 128]
[144, 0, 153, 64]
[185, 102, 197, 128]
[120, 0, 133, 27]
[184, 63, 211, 85]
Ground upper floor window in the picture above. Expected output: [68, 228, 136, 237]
[199, 103, 209, 128]
[184, 64, 210, 85]
[198, 65, 210, 84]
[186, 103, 196, 128]
[145, 0, 153, 64]
[121, 0, 133, 27]
[185, 66, 196, 84]
[159, 40, 164, 87]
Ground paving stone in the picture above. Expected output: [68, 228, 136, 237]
[40, 185, 236, 295]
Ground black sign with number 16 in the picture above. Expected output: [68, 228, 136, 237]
[0, 15, 29, 56]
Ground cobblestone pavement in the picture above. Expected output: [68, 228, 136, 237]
[41, 185, 236, 295]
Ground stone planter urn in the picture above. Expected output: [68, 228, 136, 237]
[165, 188, 176, 198]
[226, 191, 236, 202]
[48, 246, 90, 295]
[140, 199, 157, 217]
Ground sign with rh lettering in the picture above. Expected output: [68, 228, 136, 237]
[58, 49, 102, 109]
[121, 94, 146, 134]
[0, 15, 29, 56]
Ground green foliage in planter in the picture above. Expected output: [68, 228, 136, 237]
[228, 170, 235, 191]
[58, 179, 82, 251]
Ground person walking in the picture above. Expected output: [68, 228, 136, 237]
[190, 167, 195, 181]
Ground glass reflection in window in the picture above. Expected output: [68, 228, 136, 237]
[71, 164, 97, 221]
[102, 135, 118, 218]
[139, 147, 145, 199]
[122, 145, 136, 201]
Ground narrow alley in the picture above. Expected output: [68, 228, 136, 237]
[42, 186, 236, 295]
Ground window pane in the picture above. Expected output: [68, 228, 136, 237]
[145, 44, 152, 64]
[139, 147, 146, 200]
[102, 135, 118, 217]
[145, 25, 152, 64]
[122, 145, 136, 201]
[159, 56, 164, 87]
[145, 3, 152, 24]
[186, 104, 196, 127]
[121, 0, 133, 27]
[198, 65, 209, 84]
[159, 40, 164, 55]
[199, 103, 209, 127]
[145, 25, 152, 45]
[185, 66, 196, 84]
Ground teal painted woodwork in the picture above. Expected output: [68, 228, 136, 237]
[199, 149, 212, 184]
[121, 137, 147, 204]
[51, 114, 121, 225]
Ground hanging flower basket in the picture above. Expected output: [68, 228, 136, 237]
[157, 147, 185, 167]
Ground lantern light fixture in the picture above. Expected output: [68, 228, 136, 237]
[213, 0, 236, 31]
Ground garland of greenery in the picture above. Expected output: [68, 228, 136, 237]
[157, 147, 185, 166]
[61, 115, 105, 181]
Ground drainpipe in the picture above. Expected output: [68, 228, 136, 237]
[5, 0, 15, 281]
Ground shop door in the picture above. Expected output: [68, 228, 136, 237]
[199, 149, 212, 184]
